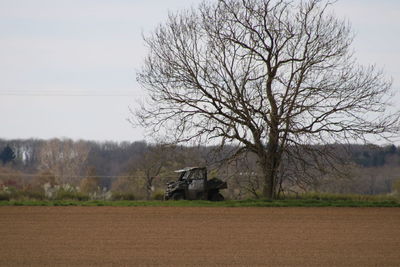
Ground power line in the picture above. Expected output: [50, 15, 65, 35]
[0, 173, 176, 179]
[0, 90, 145, 97]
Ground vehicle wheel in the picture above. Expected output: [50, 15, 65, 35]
[210, 192, 224, 202]
[171, 192, 184, 200]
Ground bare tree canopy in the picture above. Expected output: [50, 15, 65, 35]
[135, 0, 400, 199]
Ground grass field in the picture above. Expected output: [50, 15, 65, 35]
[1, 206, 399, 266]
[1, 193, 400, 207]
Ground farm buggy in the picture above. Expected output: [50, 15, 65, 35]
[164, 167, 227, 201]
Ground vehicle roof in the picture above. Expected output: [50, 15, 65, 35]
[174, 166, 206, 173]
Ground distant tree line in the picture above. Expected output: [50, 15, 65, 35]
[0, 138, 400, 200]
[351, 144, 398, 167]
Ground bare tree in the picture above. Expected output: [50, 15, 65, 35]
[133, 144, 169, 200]
[39, 139, 90, 185]
[79, 167, 100, 194]
[135, 0, 399, 199]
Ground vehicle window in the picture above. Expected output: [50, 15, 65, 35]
[182, 171, 191, 180]
[192, 169, 204, 180]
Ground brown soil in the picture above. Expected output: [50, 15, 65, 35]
[1, 207, 399, 266]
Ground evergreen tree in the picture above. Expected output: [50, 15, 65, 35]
[0, 145, 16, 164]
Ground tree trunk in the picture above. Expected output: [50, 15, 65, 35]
[145, 176, 154, 200]
[261, 162, 274, 200]
[262, 126, 281, 200]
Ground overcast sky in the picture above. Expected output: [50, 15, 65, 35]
[0, 0, 399, 143]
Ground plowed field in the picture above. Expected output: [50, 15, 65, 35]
[1, 207, 399, 266]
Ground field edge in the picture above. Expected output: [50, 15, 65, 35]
[1, 199, 399, 207]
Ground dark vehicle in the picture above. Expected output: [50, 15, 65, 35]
[164, 167, 227, 201]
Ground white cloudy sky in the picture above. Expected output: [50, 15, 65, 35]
[0, 0, 399, 142]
